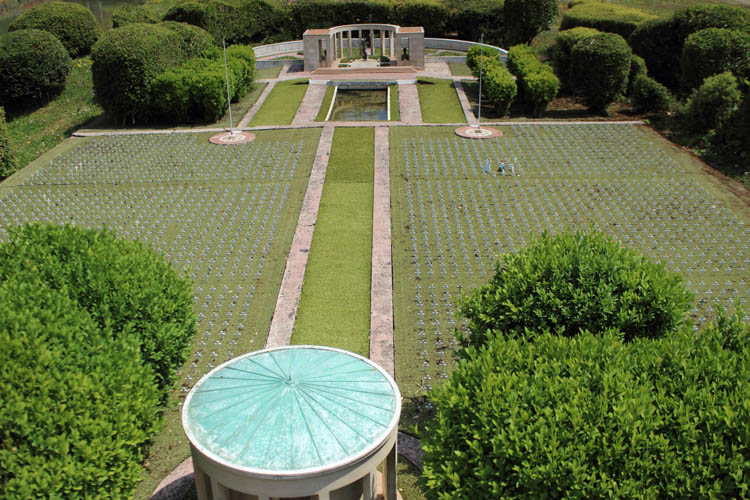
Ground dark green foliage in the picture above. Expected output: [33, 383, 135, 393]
[91, 23, 185, 123]
[0, 276, 162, 499]
[630, 74, 672, 113]
[549, 26, 600, 91]
[285, 0, 391, 39]
[484, 64, 517, 116]
[236, 0, 288, 43]
[710, 95, 750, 172]
[460, 231, 691, 347]
[8, 1, 100, 57]
[112, 4, 159, 28]
[685, 71, 742, 133]
[569, 32, 631, 113]
[421, 312, 750, 499]
[450, 0, 504, 46]
[0, 107, 13, 178]
[629, 5, 750, 90]
[163, 0, 240, 44]
[559, 1, 656, 39]
[465, 44, 502, 75]
[503, 0, 558, 46]
[226, 44, 256, 95]
[681, 28, 750, 91]
[0, 29, 71, 111]
[627, 53, 646, 95]
[159, 20, 215, 58]
[0, 224, 196, 390]
[507, 44, 558, 116]
[392, 0, 448, 37]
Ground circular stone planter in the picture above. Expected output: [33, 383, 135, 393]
[209, 131, 255, 145]
[183, 345, 401, 500]
[455, 125, 502, 139]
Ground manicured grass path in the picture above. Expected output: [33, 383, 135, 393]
[415, 78, 466, 123]
[250, 78, 309, 126]
[292, 127, 375, 356]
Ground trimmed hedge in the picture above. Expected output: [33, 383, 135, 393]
[286, 0, 391, 38]
[627, 53, 646, 95]
[630, 74, 672, 113]
[91, 23, 188, 122]
[0, 276, 161, 500]
[681, 28, 750, 91]
[164, 0, 239, 44]
[0, 107, 13, 178]
[0, 224, 196, 390]
[392, 0, 448, 37]
[466, 44, 503, 75]
[560, 1, 656, 39]
[0, 29, 71, 111]
[549, 27, 601, 91]
[569, 32, 632, 113]
[507, 44, 558, 116]
[629, 4, 750, 89]
[450, 0, 504, 46]
[685, 71, 742, 133]
[503, 0, 558, 46]
[112, 4, 159, 28]
[485, 64, 517, 116]
[8, 1, 100, 57]
[460, 231, 691, 347]
[159, 20, 215, 59]
[422, 313, 750, 499]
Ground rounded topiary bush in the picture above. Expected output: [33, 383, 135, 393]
[630, 74, 672, 113]
[8, 1, 100, 57]
[503, 0, 558, 46]
[465, 45, 502, 75]
[569, 32, 632, 113]
[422, 314, 750, 499]
[91, 23, 185, 123]
[0, 276, 161, 499]
[0, 29, 71, 110]
[680, 28, 750, 91]
[0, 224, 196, 390]
[164, 0, 242, 44]
[112, 4, 159, 28]
[684, 71, 742, 133]
[550, 26, 601, 90]
[460, 231, 692, 347]
[159, 20, 215, 58]
[0, 107, 14, 178]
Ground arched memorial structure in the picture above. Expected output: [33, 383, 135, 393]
[183, 345, 401, 500]
[303, 24, 424, 71]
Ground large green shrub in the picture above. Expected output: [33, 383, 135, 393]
[507, 44, 558, 116]
[560, 1, 656, 39]
[569, 32, 631, 113]
[236, 0, 288, 43]
[392, 0, 448, 37]
[630, 74, 672, 113]
[0, 224, 196, 390]
[91, 23, 186, 123]
[8, 1, 100, 57]
[629, 4, 750, 90]
[681, 28, 750, 91]
[549, 27, 600, 91]
[465, 44, 503, 75]
[226, 43, 256, 95]
[163, 0, 241, 44]
[627, 53, 647, 95]
[112, 4, 159, 28]
[503, 0, 558, 46]
[450, 0, 504, 46]
[0, 276, 161, 499]
[460, 231, 691, 347]
[684, 71, 742, 133]
[484, 64, 517, 116]
[285, 0, 391, 39]
[0, 107, 13, 179]
[159, 20, 215, 58]
[0, 29, 71, 111]
[422, 313, 750, 499]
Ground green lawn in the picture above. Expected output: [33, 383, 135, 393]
[255, 65, 282, 80]
[415, 78, 466, 123]
[389, 84, 400, 121]
[5, 57, 102, 178]
[449, 62, 473, 77]
[316, 85, 336, 121]
[250, 78, 309, 126]
[292, 127, 374, 356]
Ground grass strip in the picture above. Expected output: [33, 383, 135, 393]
[255, 66, 282, 80]
[250, 78, 309, 126]
[449, 62, 473, 77]
[5, 57, 102, 176]
[389, 84, 400, 121]
[416, 77, 466, 123]
[315, 85, 336, 122]
[292, 127, 374, 356]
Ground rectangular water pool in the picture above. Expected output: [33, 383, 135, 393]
[330, 89, 388, 121]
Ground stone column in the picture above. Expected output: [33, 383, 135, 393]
[370, 29, 374, 56]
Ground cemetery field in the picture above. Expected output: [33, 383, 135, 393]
[389, 124, 750, 428]
[0, 128, 322, 498]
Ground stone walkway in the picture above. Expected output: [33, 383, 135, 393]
[265, 125, 335, 348]
[292, 83, 328, 125]
[399, 83, 422, 124]
[454, 80, 476, 124]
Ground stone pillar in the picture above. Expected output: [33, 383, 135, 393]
[370, 29, 374, 56]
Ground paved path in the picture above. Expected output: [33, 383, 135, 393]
[266, 125, 334, 348]
[399, 83, 422, 124]
[237, 80, 276, 128]
[292, 83, 327, 125]
[370, 126, 394, 377]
